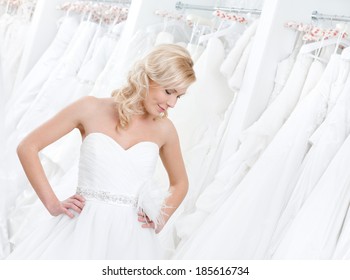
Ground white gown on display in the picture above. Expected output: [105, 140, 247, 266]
[1, 12, 30, 102]
[333, 192, 350, 259]
[14, 20, 98, 141]
[90, 22, 155, 98]
[6, 133, 165, 259]
[220, 19, 259, 79]
[272, 132, 350, 259]
[170, 37, 235, 152]
[4, 16, 79, 133]
[170, 37, 235, 214]
[228, 37, 253, 91]
[170, 24, 259, 228]
[153, 36, 233, 252]
[271, 52, 350, 258]
[297, 47, 331, 101]
[173, 51, 313, 249]
[266, 49, 297, 105]
[172, 54, 344, 259]
[91, 21, 190, 99]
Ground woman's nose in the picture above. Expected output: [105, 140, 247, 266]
[167, 95, 177, 108]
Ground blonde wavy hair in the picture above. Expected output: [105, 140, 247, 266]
[112, 44, 196, 128]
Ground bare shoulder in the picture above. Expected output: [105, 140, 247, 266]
[157, 117, 179, 146]
[74, 96, 100, 112]
[74, 96, 115, 130]
[72, 96, 113, 119]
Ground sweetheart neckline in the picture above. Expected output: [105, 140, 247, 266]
[83, 132, 160, 152]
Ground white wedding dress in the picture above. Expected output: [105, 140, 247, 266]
[172, 51, 312, 250]
[172, 54, 344, 259]
[6, 132, 166, 259]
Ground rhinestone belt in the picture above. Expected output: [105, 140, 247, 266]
[76, 186, 138, 207]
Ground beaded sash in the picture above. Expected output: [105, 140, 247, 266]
[76, 186, 138, 207]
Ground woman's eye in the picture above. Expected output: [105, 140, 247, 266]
[165, 89, 171, 95]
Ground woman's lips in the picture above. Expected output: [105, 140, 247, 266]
[158, 105, 165, 112]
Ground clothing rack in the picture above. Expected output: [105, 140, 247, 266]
[312, 10, 350, 23]
[81, 0, 131, 3]
[175, 1, 261, 15]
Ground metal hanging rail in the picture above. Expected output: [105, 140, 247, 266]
[85, 0, 131, 3]
[175, 1, 261, 15]
[311, 10, 350, 23]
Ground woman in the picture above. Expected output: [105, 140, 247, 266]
[7, 44, 196, 259]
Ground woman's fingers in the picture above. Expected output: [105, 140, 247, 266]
[63, 208, 75, 219]
[141, 221, 155, 229]
[137, 211, 155, 229]
[63, 195, 85, 212]
[138, 214, 151, 223]
[69, 197, 85, 210]
[72, 194, 86, 203]
[62, 200, 83, 214]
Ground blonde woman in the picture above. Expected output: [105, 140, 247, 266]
[7, 44, 196, 259]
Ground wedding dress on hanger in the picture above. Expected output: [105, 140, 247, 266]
[156, 36, 233, 253]
[297, 48, 329, 101]
[333, 194, 350, 259]
[173, 48, 313, 250]
[266, 49, 297, 105]
[228, 36, 253, 91]
[171, 37, 234, 201]
[14, 21, 98, 140]
[220, 19, 259, 79]
[167, 22, 259, 234]
[90, 21, 156, 98]
[270, 59, 350, 258]
[173, 53, 345, 259]
[4, 16, 80, 134]
[1, 8, 31, 102]
[272, 132, 350, 260]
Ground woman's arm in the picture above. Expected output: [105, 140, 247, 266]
[139, 119, 188, 233]
[16, 96, 95, 218]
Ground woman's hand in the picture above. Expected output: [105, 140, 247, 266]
[137, 210, 164, 234]
[47, 194, 86, 218]
[137, 210, 156, 229]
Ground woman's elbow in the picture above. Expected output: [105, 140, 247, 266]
[16, 139, 37, 158]
[179, 180, 189, 197]
[16, 140, 26, 157]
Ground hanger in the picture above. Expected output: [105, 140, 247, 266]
[299, 36, 350, 54]
[186, 13, 214, 27]
[198, 9, 250, 44]
[198, 22, 238, 44]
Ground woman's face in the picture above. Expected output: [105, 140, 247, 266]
[143, 79, 186, 117]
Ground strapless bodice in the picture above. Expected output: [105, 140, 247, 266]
[77, 132, 159, 199]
